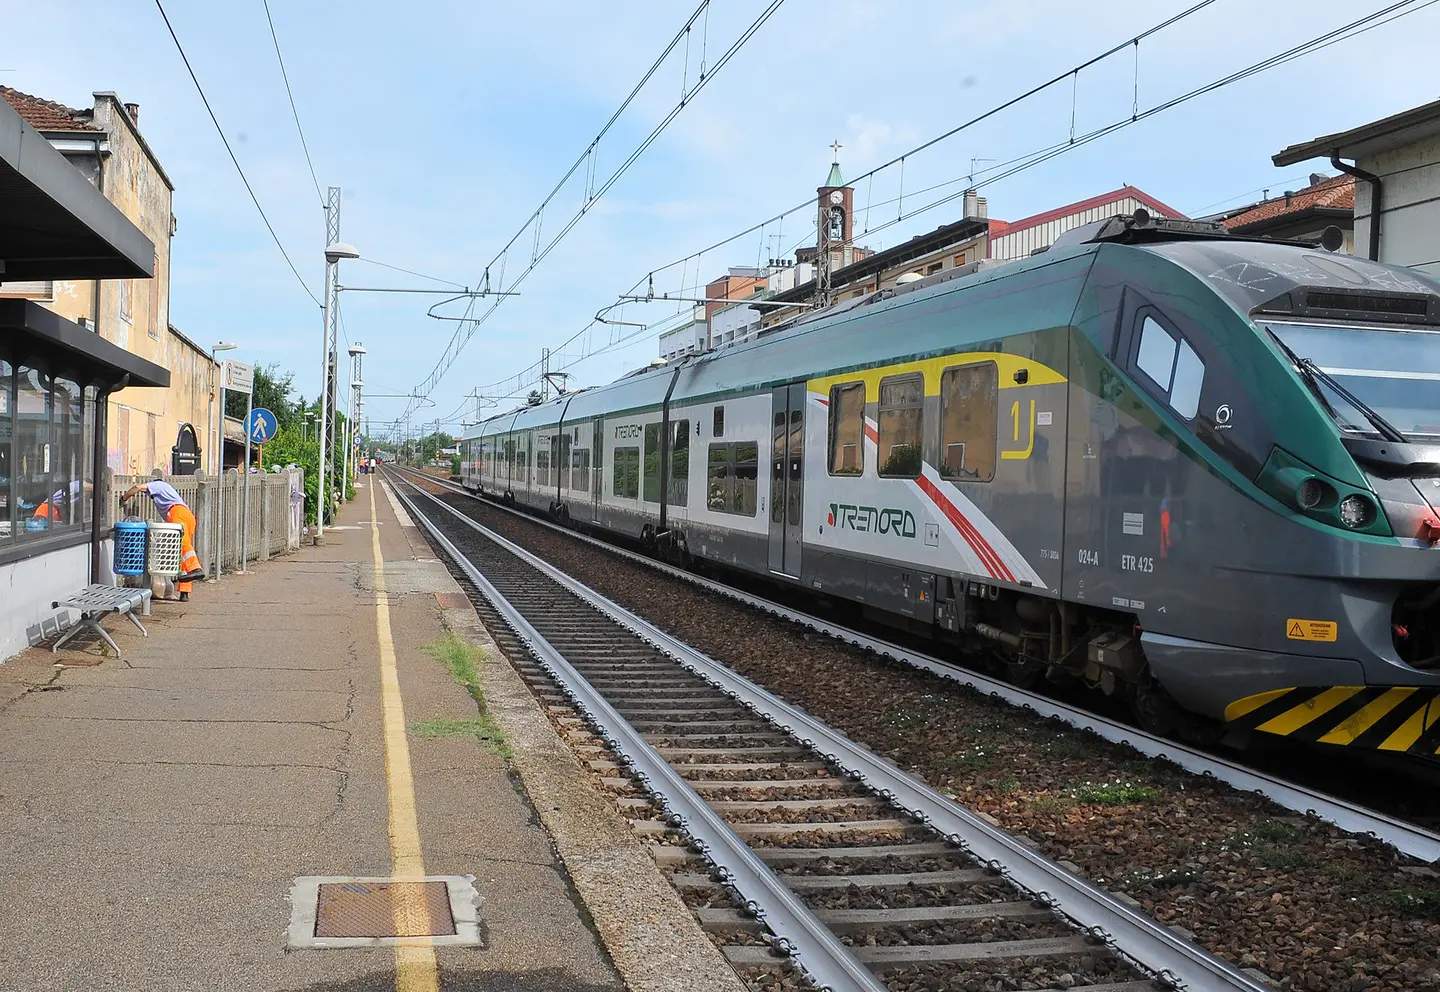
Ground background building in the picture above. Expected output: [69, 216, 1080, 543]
[1274, 98, 1440, 276]
[1217, 173, 1355, 251]
[987, 186, 1184, 261]
[0, 87, 211, 476]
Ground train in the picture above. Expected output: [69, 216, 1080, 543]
[459, 212, 1440, 754]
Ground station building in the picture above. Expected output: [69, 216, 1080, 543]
[0, 94, 168, 661]
[0, 87, 214, 477]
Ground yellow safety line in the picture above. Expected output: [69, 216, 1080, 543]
[1255, 685, 1362, 736]
[370, 481, 439, 992]
[1317, 686, 1415, 745]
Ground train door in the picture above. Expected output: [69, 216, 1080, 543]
[593, 417, 604, 516]
[767, 384, 805, 576]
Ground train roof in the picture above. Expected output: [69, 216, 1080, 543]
[460, 230, 1440, 442]
[1135, 239, 1440, 325]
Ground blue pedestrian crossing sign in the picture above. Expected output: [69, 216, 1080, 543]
[246, 408, 278, 444]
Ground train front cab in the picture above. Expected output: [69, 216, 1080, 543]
[1075, 239, 1440, 754]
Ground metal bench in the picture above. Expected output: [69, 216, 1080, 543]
[51, 584, 153, 658]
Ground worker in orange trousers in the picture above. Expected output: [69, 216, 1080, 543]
[122, 480, 206, 600]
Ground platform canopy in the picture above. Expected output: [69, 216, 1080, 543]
[0, 96, 153, 282]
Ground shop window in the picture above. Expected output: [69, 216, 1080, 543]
[0, 356, 12, 543]
[940, 362, 998, 482]
[877, 373, 923, 478]
[827, 382, 865, 475]
[54, 376, 83, 529]
[16, 363, 52, 535]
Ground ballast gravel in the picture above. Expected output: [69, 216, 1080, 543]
[422, 484, 1440, 992]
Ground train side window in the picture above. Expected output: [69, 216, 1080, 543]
[707, 443, 731, 510]
[572, 448, 590, 492]
[613, 446, 639, 498]
[1135, 314, 1206, 421]
[1136, 316, 1178, 391]
[669, 419, 690, 506]
[734, 441, 758, 515]
[713, 406, 724, 438]
[877, 373, 923, 478]
[939, 362, 997, 482]
[536, 448, 550, 488]
[643, 423, 662, 503]
[827, 382, 865, 476]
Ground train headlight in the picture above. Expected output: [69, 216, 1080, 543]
[1339, 494, 1377, 529]
[1297, 477, 1336, 510]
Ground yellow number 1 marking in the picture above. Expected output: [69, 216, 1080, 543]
[1003, 399, 1036, 460]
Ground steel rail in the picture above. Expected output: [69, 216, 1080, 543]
[386, 479, 885, 992]
[393, 474, 1268, 992]
[393, 467, 1440, 865]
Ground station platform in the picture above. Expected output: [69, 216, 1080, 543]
[0, 478, 737, 992]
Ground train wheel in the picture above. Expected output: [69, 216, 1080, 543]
[999, 654, 1045, 690]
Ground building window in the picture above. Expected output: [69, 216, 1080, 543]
[0, 281, 54, 301]
[0, 354, 11, 543]
[940, 362, 998, 482]
[877, 373, 924, 478]
[613, 446, 639, 498]
[148, 256, 161, 339]
[668, 419, 689, 506]
[713, 405, 724, 438]
[827, 382, 865, 476]
[927, 262, 943, 275]
[55, 376, 84, 529]
[119, 279, 132, 323]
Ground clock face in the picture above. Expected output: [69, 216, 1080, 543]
[829, 190, 844, 205]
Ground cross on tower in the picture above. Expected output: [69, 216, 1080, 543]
[830, 139, 842, 161]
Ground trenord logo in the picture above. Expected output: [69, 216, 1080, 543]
[827, 502, 917, 538]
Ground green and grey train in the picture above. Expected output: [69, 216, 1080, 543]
[460, 215, 1440, 754]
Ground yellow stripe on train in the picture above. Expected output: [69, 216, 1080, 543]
[1224, 685, 1440, 753]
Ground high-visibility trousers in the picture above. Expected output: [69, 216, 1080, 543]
[167, 503, 200, 593]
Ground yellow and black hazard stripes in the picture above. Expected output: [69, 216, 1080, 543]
[1225, 685, 1440, 753]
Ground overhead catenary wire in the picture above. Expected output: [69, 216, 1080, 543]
[261, 0, 324, 208]
[403, 0, 787, 418]
[152, 0, 321, 308]
[473, 0, 1434, 404]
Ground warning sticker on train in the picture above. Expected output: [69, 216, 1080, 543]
[1287, 618, 1338, 642]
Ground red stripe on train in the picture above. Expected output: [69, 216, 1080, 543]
[915, 475, 1015, 582]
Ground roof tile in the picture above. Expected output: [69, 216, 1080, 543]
[0, 85, 100, 132]
[1222, 174, 1354, 230]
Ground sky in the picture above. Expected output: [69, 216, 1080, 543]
[4, 0, 1439, 438]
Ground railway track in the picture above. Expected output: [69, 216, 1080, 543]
[388, 466, 1440, 865]
[387, 471, 1269, 992]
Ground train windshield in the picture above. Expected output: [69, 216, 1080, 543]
[1268, 322, 1440, 439]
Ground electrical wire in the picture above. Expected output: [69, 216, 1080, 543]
[261, 0, 324, 208]
[351, 256, 467, 287]
[152, 0, 321, 308]
[404, 0, 787, 417]
[478, 0, 1434, 401]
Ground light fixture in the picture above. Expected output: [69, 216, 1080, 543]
[212, 342, 237, 352]
[325, 241, 360, 264]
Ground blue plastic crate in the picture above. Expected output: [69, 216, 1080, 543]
[113, 521, 148, 576]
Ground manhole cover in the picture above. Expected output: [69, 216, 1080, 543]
[316, 881, 455, 938]
[287, 875, 482, 949]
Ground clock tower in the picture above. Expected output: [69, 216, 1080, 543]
[817, 140, 854, 249]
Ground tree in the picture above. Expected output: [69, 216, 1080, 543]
[526, 389, 543, 406]
[224, 364, 298, 428]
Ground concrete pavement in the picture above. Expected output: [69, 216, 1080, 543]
[0, 476, 728, 992]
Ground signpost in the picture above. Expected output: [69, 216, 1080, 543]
[217, 359, 254, 579]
